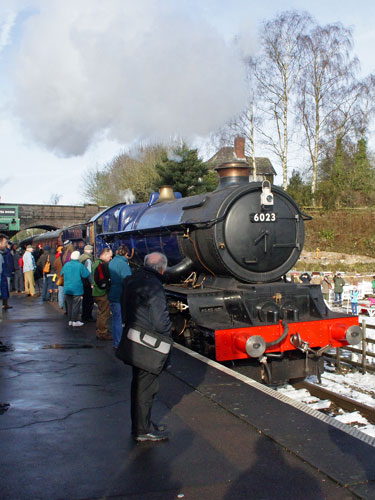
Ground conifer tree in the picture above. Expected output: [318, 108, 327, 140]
[155, 144, 217, 196]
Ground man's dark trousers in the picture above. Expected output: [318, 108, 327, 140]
[81, 281, 94, 320]
[131, 367, 159, 435]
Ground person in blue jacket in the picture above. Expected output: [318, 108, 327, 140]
[350, 286, 359, 315]
[108, 245, 132, 347]
[61, 250, 90, 327]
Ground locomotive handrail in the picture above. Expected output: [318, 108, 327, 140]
[301, 212, 313, 221]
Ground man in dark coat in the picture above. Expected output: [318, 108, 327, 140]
[2, 241, 14, 309]
[121, 252, 172, 442]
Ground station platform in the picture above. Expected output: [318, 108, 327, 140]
[1, 293, 375, 500]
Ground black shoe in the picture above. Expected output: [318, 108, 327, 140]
[134, 429, 169, 442]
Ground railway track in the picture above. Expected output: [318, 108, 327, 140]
[292, 380, 375, 424]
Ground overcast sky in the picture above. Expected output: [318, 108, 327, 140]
[1, 0, 375, 206]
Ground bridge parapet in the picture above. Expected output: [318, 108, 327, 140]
[0, 203, 104, 236]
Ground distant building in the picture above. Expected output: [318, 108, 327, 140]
[205, 137, 277, 184]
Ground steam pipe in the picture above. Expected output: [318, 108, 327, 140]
[266, 320, 289, 348]
[164, 257, 195, 282]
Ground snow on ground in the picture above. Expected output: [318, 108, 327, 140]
[275, 308, 375, 438]
[276, 368, 375, 439]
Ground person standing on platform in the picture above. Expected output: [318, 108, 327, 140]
[108, 245, 132, 348]
[0, 234, 8, 320]
[13, 247, 24, 293]
[23, 245, 37, 297]
[121, 252, 172, 442]
[1, 241, 14, 309]
[299, 272, 311, 284]
[61, 250, 90, 327]
[333, 273, 345, 307]
[350, 286, 359, 315]
[54, 246, 64, 309]
[0, 234, 10, 311]
[320, 275, 332, 302]
[37, 246, 55, 301]
[92, 247, 113, 340]
[79, 245, 95, 322]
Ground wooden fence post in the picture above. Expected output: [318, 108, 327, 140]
[361, 319, 367, 374]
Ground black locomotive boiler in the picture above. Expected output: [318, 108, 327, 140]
[100, 153, 362, 384]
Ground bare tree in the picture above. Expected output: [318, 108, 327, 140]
[297, 23, 359, 201]
[82, 144, 166, 205]
[254, 11, 312, 189]
[49, 193, 62, 205]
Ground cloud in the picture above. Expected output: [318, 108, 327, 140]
[0, 9, 17, 53]
[0, 176, 11, 190]
[10, 0, 253, 157]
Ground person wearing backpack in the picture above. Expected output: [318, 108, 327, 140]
[92, 247, 113, 340]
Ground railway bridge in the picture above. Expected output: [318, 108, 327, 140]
[0, 202, 103, 237]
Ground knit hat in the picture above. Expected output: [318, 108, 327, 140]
[26, 245, 33, 250]
[71, 251, 81, 260]
[84, 245, 93, 253]
[44, 245, 51, 251]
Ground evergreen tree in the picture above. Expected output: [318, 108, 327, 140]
[351, 138, 375, 202]
[155, 145, 217, 196]
[286, 170, 312, 207]
[330, 137, 348, 206]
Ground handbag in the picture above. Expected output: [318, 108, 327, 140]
[56, 274, 64, 286]
[43, 255, 50, 273]
[115, 326, 172, 375]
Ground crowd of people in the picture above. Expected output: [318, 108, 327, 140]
[297, 271, 361, 314]
[0, 235, 134, 344]
[1, 232, 172, 442]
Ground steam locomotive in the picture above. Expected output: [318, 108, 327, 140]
[95, 156, 362, 384]
[22, 154, 363, 384]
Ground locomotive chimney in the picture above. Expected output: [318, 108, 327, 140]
[215, 136, 250, 190]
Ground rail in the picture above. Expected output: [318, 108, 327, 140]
[324, 319, 375, 374]
[293, 381, 375, 424]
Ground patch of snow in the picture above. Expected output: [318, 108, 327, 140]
[309, 400, 331, 410]
[335, 411, 368, 425]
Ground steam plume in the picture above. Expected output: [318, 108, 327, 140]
[11, 0, 252, 156]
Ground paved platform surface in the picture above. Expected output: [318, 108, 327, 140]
[0, 293, 374, 499]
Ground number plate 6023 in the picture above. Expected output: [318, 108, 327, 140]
[250, 212, 277, 223]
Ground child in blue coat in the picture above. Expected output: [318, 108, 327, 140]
[350, 287, 359, 315]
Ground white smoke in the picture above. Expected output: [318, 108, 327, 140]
[121, 188, 136, 205]
[167, 151, 183, 163]
[10, 0, 253, 156]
